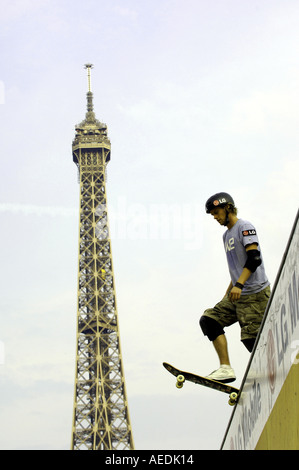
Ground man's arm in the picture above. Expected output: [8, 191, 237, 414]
[229, 243, 258, 302]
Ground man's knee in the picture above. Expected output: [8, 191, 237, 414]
[199, 315, 224, 342]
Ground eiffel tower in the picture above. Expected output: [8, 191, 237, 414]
[71, 64, 134, 450]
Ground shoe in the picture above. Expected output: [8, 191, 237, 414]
[206, 365, 236, 383]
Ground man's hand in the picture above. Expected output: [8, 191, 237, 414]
[229, 286, 242, 302]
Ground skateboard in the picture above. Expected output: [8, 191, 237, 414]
[163, 362, 239, 406]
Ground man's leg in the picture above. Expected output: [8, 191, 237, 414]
[213, 334, 230, 366]
[238, 286, 271, 353]
[199, 314, 236, 383]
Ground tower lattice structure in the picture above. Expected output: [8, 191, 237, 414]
[71, 65, 134, 450]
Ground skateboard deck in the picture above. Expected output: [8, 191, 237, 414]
[163, 362, 239, 406]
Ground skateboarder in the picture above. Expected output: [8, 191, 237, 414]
[199, 192, 270, 383]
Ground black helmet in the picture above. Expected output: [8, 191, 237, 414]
[205, 192, 235, 214]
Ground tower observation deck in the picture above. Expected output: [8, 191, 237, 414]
[71, 64, 134, 450]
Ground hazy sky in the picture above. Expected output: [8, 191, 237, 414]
[0, 0, 299, 450]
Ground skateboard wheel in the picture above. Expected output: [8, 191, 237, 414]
[176, 374, 185, 389]
[228, 392, 238, 406]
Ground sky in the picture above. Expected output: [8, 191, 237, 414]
[0, 0, 299, 450]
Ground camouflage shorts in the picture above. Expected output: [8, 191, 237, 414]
[203, 285, 271, 341]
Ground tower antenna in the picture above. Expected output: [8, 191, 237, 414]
[84, 63, 93, 92]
